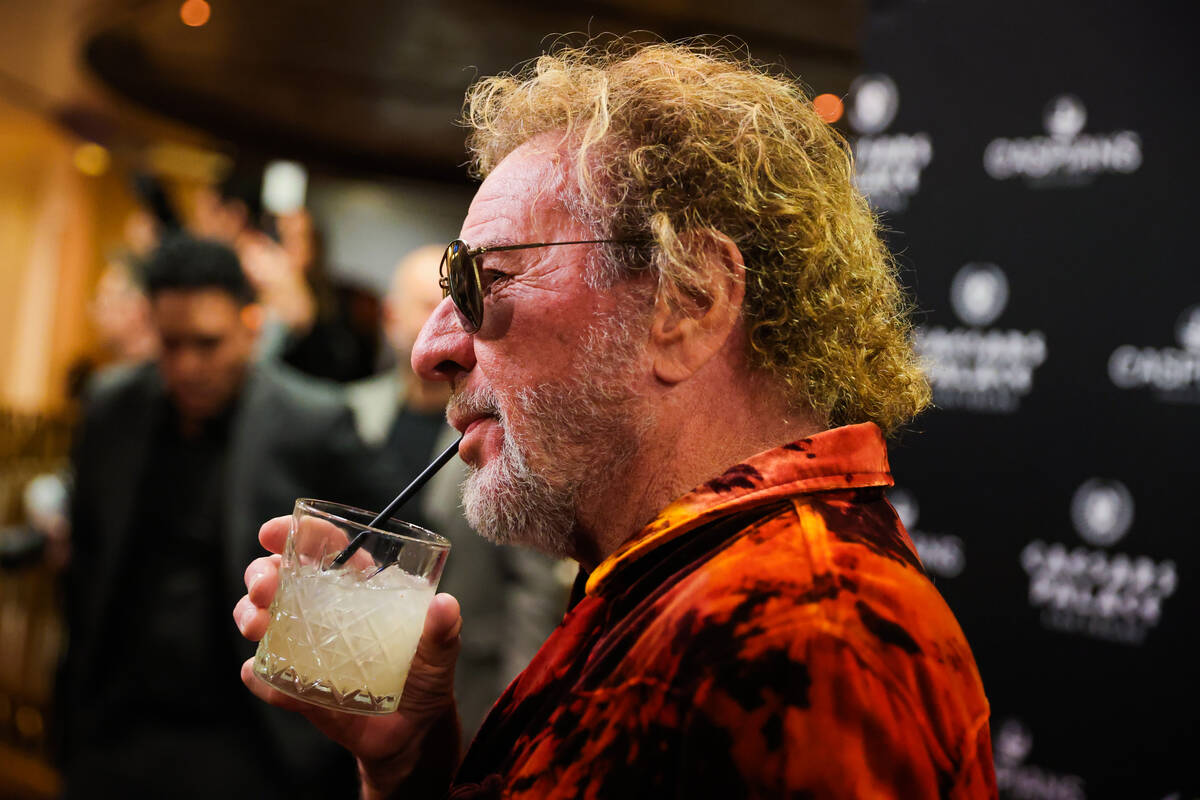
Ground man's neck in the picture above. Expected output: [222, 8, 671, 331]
[571, 384, 823, 571]
[172, 391, 239, 442]
[176, 410, 224, 440]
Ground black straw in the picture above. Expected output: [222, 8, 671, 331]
[328, 435, 462, 568]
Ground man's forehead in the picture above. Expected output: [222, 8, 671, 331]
[463, 136, 572, 239]
[152, 289, 241, 325]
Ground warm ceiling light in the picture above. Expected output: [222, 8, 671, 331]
[74, 143, 111, 177]
[814, 93, 845, 124]
[180, 0, 211, 27]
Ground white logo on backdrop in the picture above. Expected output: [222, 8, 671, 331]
[1044, 95, 1087, 139]
[1070, 479, 1134, 547]
[950, 263, 1010, 327]
[1021, 480, 1178, 646]
[848, 73, 932, 212]
[916, 263, 1047, 413]
[847, 74, 899, 135]
[994, 719, 1034, 768]
[889, 487, 919, 530]
[1108, 303, 1200, 402]
[1174, 304, 1200, 352]
[888, 488, 965, 579]
[994, 717, 1086, 800]
[984, 94, 1142, 186]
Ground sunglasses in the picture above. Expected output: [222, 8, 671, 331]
[438, 238, 643, 333]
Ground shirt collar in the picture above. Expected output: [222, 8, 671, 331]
[585, 422, 894, 597]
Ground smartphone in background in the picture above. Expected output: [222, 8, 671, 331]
[262, 160, 308, 216]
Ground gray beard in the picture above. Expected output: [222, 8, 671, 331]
[455, 312, 647, 560]
[461, 422, 578, 559]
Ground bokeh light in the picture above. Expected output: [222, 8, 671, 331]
[73, 143, 111, 176]
[180, 0, 211, 27]
[813, 93, 845, 124]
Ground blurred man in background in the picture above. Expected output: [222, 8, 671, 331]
[345, 244, 453, 508]
[194, 164, 380, 383]
[346, 245, 569, 741]
[60, 234, 386, 798]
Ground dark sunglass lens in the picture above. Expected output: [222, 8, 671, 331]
[446, 241, 482, 333]
[439, 247, 454, 297]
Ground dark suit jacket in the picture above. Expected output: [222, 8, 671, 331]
[61, 361, 390, 792]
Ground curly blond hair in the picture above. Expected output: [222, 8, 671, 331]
[464, 39, 930, 435]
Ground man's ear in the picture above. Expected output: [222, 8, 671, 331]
[240, 302, 264, 336]
[649, 231, 746, 385]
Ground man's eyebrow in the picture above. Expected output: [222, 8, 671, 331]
[477, 236, 522, 250]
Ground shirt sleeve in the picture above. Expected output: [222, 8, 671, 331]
[676, 629, 995, 799]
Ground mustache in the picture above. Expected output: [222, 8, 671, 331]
[448, 385, 504, 422]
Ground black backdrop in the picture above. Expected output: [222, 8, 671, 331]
[853, 1, 1197, 797]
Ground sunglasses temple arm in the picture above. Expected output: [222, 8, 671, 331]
[475, 239, 638, 256]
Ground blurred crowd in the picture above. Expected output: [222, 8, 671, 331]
[2, 163, 570, 798]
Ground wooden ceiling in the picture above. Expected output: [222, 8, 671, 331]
[1, 0, 862, 182]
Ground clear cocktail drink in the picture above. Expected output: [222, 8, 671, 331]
[252, 499, 449, 715]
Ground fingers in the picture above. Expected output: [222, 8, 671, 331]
[259, 516, 291, 554]
[243, 554, 281, 606]
[240, 659, 315, 713]
[292, 517, 353, 565]
[425, 593, 463, 644]
[397, 594, 462, 719]
[259, 513, 382, 573]
[343, 543, 378, 572]
[237, 553, 281, 641]
[233, 595, 272, 641]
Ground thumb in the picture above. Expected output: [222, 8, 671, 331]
[397, 594, 461, 719]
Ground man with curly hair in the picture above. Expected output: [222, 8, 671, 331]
[236, 40, 995, 798]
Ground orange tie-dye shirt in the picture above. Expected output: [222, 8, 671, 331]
[450, 423, 997, 799]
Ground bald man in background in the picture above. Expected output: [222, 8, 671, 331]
[345, 245, 451, 483]
[346, 245, 569, 741]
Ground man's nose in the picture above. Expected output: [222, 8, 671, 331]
[412, 296, 476, 383]
[171, 346, 205, 378]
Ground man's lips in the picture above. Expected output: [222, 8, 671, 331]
[449, 412, 495, 435]
[454, 413, 501, 465]
[464, 416, 491, 435]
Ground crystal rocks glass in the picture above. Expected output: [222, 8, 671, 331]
[253, 499, 450, 715]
